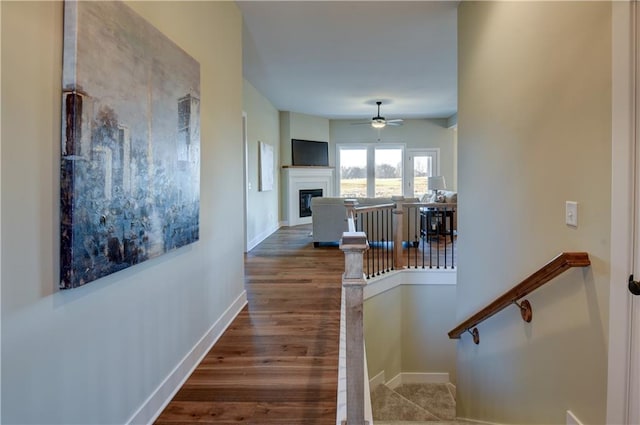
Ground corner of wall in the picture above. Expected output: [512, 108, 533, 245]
[128, 292, 247, 424]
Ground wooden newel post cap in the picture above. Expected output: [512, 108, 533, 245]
[340, 231, 368, 282]
[340, 232, 368, 247]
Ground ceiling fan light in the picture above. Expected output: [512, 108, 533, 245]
[371, 119, 386, 129]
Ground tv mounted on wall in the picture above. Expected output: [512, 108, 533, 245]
[291, 139, 329, 166]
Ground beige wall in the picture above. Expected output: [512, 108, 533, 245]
[401, 285, 457, 383]
[457, 2, 611, 423]
[1, 2, 244, 423]
[330, 119, 457, 193]
[243, 80, 280, 247]
[364, 285, 457, 383]
[365, 287, 403, 380]
[280, 111, 330, 167]
[279, 111, 330, 221]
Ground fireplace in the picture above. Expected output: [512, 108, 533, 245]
[299, 189, 322, 217]
[282, 167, 334, 226]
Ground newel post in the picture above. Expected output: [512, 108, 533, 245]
[340, 231, 369, 425]
[391, 196, 405, 269]
[344, 199, 359, 232]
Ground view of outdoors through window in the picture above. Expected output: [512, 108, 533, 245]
[374, 148, 403, 197]
[413, 155, 433, 197]
[339, 147, 404, 197]
[339, 148, 367, 197]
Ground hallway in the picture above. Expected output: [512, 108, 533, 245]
[155, 225, 344, 424]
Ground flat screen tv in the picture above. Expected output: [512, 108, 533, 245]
[291, 139, 329, 166]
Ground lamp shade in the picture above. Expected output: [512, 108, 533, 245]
[427, 176, 446, 191]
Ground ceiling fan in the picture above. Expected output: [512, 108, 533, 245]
[352, 101, 404, 129]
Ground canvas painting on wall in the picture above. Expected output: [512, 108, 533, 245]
[259, 141, 274, 192]
[60, 1, 201, 289]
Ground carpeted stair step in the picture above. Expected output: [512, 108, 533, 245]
[371, 381, 466, 423]
[370, 384, 441, 422]
[393, 383, 456, 420]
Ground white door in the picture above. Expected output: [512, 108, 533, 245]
[631, 27, 640, 423]
[610, 3, 639, 422]
[627, 200, 640, 424]
[630, 3, 640, 421]
[406, 149, 439, 199]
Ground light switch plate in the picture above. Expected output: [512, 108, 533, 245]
[566, 201, 578, 227]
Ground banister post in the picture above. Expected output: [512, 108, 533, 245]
[391, 196, 405, 269]
[344, 199, 359, 232]
[340, 231, 369, 425]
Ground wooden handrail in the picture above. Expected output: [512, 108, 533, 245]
[352, 202, 396, 214]
[403, 202, 457, 209]
[448, 252, 590, 341]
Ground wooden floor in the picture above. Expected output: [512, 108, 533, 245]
[155, 224, 344, 425]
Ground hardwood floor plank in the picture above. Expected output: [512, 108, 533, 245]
[155, 225, 344, 424]
[170, 388, 337, 403]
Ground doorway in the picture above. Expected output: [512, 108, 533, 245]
[406, 148, 440, 199]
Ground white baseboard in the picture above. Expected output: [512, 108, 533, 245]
[456, 418, 506, 425]
[369, 370, 386, 390]
[127, 291, 248, 425]
[364, 269, 456, 300]
[566, 411, 584, 425]
[386, 372, 450, 390]
[452, 408, 581, 424]
[247, 223, 280, 251]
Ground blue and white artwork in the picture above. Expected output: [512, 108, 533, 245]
[60, 1, 200, 289]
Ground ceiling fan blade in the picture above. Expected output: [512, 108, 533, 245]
[349, 103, 404, 128]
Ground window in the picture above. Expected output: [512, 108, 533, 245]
[374, 147, 403, 197]
[338, 147, 367, 197]
[337, 144, 404, 198]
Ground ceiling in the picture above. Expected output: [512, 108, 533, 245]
[238, 1, 458, 121]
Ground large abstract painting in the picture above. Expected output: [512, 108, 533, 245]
[60, 1, 201, 289]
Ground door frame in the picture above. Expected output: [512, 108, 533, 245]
[608, 2, 638, 423]
[242, 112, 249, 253]
[405, 148, 440, 198]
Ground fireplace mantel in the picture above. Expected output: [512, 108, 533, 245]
[282, 167, 334, 226]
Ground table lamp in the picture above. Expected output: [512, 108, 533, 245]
[427, 176, 446, 199]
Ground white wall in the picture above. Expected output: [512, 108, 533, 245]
[364, 284, 457, 383]
[457, 2, 610, 423]
[1, 2, 244, 424]
[243, 80, 280, 248]
[330, 119, 457, 193]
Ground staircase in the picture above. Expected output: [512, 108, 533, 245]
[370, 382, 472, 424]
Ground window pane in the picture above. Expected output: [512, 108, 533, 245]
[413, 155, 432, 198]
[375, 148, 403, 197]
[339, 148, 367, 197]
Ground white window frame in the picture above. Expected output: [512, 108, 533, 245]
[336, 143, 406, 198]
